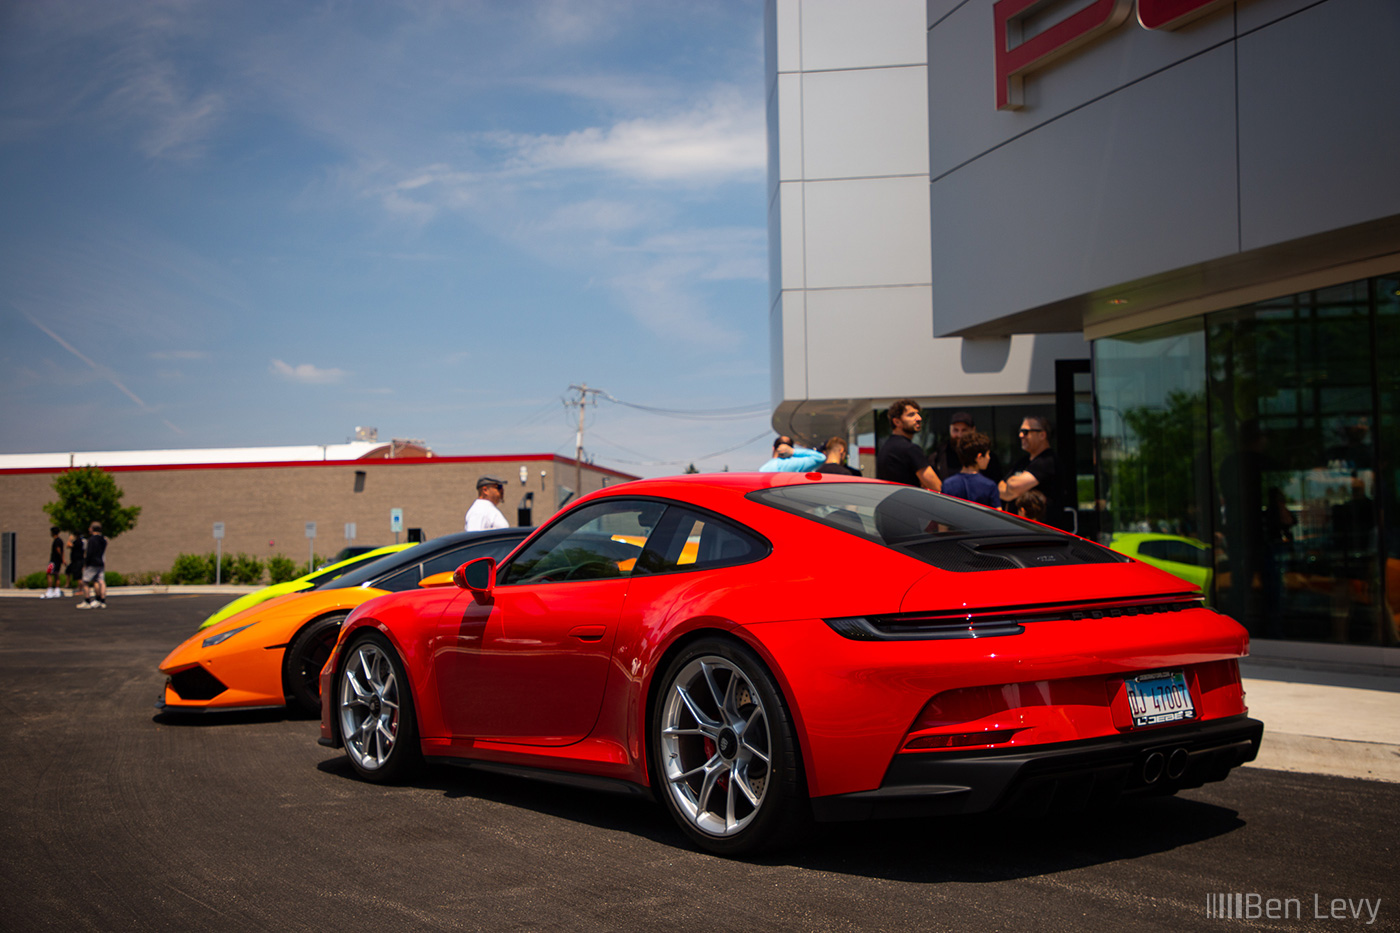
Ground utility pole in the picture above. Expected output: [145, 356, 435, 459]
[566, 384, 602, 500]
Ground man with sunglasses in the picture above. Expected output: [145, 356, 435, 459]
[1000, 416, 1061, 527]
[465, 475, 510, 531]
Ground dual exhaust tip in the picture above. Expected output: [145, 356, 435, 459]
[1140, 747, 1190, 784]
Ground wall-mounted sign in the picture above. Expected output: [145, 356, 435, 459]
[994, 0, 1230, 111]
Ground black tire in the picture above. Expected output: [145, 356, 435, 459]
[651, 637, 808, 855]
[336, 632, 422, 783]
[283, 613, 346, 715]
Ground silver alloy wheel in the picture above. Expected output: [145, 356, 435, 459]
[659, 655, 772, 837]
[339, 640, 402, 772]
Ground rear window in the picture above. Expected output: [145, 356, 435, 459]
[749, 483, 1125, 572]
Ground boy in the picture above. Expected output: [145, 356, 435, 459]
[940, 431, 1000, 508]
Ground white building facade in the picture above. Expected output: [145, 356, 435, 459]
[766, 0, 1399, 665]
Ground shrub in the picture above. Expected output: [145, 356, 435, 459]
[230, 553, 264, 586]
[105, 571, 127, 587]
[18, 571, 48, 589]
[168, 552, 233, 585]
[267, 554, 298, 584]
[295, 555, 329, 578]
[168, 553, 210, 585]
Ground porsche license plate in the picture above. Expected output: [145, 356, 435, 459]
[1126, 670, 1196, 728]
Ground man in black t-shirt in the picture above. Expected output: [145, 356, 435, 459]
[1000, 415, 1062, 528]
[78, 521, 108, 609]
[815, 437, 861, 475]
[876, 399, 940, 491]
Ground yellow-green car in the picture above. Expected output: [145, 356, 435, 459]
[1108, 532, 1214, 600]
[197, 544, 412, 630]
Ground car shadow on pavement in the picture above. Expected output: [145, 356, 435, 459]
[314, 754, 686, 847]
[313, 753, 1247, 878]
[782, 796, 1245, 882]
[152, 709, 295, 727]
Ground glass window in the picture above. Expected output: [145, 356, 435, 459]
[635, 507, 768, 574]
[1376, 276, 1400, 646]
[501, 500, 665, 586]
[375, 564, 422, 593]
[749, 482, 1121, 572]
[1094, 319, 1212, 545]
[1208, 281, 1383, 642]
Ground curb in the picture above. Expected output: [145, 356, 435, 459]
[0, 585, 260, 598]
[1246, 732, 1400, 783]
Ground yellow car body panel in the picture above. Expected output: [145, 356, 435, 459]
[197, 544, 411, 630]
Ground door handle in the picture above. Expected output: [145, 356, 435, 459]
[569, 624, 606, 641]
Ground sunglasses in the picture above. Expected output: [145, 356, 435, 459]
[1018, 428, 1044, 435]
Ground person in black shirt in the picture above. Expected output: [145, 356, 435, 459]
[66, 532, 85, 592]
[931, 411, 1003, 484]
[1000, 415, 1061, 528]
[45, 527, 66, 598]
[815, 437, 861, 475]
[78, 521, 108, 609]
[876, 399, 940, 491]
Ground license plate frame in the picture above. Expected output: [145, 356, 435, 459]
[1125, 670, 1196, 728]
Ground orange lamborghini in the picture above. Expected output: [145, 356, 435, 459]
[157, 528, 530, 714]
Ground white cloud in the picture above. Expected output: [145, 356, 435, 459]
[487, 89, 764, 182]
[270, 359, 346, 384]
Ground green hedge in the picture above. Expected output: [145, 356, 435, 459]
[17, 569, 125, 587]
[267, 554, 298, 584]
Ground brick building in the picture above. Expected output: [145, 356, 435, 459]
[0, 442, 636, 582]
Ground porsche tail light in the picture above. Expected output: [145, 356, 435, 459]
[904, 729, 1020, 749]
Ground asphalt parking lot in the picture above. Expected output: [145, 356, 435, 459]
[2, 595, 1395, 933]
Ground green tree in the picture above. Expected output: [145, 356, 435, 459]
[43, 467, 141, 536]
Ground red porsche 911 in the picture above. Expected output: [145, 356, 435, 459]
[319, 472, 1262, 855]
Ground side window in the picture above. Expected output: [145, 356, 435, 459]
[376, 564, 422, 593]
[501, 501, 665, 585]
[637, 507, 767, 574]
[373, 538, 526, 593]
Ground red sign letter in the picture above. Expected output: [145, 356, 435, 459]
[1137, 0, 1229, 30]
[994, 0, 1133, 111]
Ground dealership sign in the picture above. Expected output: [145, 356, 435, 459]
[995, 0, 1229, 110]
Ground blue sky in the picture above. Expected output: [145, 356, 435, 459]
[0, 1, 775, 476]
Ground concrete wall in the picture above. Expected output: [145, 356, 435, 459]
[927, 0, 1400, 338]
[0, 456, 631, 582]
[765, 0, 1087, 441]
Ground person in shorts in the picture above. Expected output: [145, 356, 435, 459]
[78, 522, 107, 609]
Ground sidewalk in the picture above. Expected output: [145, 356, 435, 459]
[1239, 658, 1400, 783]
[2, 586, 1395, 782]
[0, 585, 260, 597]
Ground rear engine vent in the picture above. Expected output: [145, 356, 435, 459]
[169, 666, 227, 701]
[901, 535, 1128, 573]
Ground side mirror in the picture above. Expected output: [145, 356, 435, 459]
[452, 556, 497, 597]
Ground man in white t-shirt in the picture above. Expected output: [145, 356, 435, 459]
[464, 475, 509, 531]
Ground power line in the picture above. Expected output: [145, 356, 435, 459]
[590, 429, 772, 467]
[598, 391, 769, 421]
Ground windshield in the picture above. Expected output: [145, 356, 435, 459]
[749, 482, 1124, 572]
[750, 483, 1050, 542]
